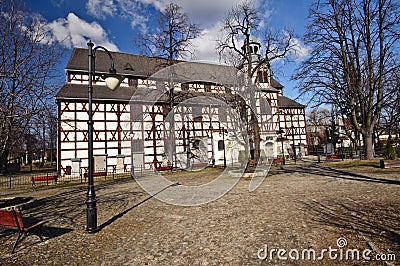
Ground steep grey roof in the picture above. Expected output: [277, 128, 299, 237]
[55, 84, 136, 102]
[278, 95, 306, 108]
[65, 48, 284, 90]
[66, 48, 174, 78]
[55, 84, 237, 105]
[269, 79, 283, 89]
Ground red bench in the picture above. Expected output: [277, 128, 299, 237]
[155, 166, 173, 172]
[191, 162, 208, 168]
[272, 158, 284, 164]
[0, 209, 47, 253]
[31, 175, 58, 185]
[326, 155, 340, 160]
[83, 171, 107, 178]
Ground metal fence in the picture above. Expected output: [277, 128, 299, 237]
[0, 167, 141, 189]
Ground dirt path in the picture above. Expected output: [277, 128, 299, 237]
[1, 161, 399, 265]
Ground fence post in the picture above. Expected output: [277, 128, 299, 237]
[46, 172, 49, 185]
[9, 174, 12, 188]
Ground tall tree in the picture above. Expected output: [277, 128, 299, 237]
[136, 3, 201, 64]
[306, 107, 331, 152]
[294, 0, 400, 159]
[135, 3, 201, 168]
[377, 72, 400, 142]
[0, 0, 63, 172]
[217, 1, 296, 78]
[217, 0, 296, 162]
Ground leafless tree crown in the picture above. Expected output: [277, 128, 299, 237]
[0, 0, 64, 171]
[136, 3, 202, 63]
[294, 0, 400, 159]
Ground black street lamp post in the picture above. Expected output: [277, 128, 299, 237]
[219, 126, 227, 168]
[186, 119, 191, 169]
[277, 128, 285, 165]
[86, 41, 123, 233]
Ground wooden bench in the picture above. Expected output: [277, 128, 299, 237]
[155, 166, 173, 172]
[31, 175, 58, 185]
[272, 158, 284, 164]
[191, 162, 208, 168]
[0, 209, 47, 253]
[380, 159, 400, 169]
[326, 155, 340, 160]
[83, 171, 107, 178]
[247, 159, 257, 167]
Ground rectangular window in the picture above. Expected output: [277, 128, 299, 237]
[260, 98, 270, 115]
[132, 139, 143, 153]
[218, 140, 225, 151]
[131, 103, 142, 122]
[218, 107, 227, 123]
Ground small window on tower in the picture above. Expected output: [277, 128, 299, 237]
[254, 46, 259, 54]
[181, 83, 189, 91]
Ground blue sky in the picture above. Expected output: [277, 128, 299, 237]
[27, 0, 311, 102]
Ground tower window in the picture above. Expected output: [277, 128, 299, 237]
[254, 46, 259, 54]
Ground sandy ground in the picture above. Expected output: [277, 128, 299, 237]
[0, 159, 399, 265]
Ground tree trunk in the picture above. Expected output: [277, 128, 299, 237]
[252, 113, 261, 162]
[0, 149, 9, 173]
[363, 133, 374, 159]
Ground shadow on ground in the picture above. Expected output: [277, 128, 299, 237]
[281, 163, 400, 185]
[301, 198, 400, 254]
[1, 225, 73, 254]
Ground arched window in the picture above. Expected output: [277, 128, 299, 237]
[254, 46, 259, 54]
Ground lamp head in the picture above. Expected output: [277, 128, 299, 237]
[102, 67, 124, 90]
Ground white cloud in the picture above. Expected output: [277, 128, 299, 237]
[86, 0, 247, 29]
[152, 0, 245, 25]
[86, 0, 148, 31]
[181, 22, 222, 62]
[290, 36, 310, 59]
[85, 0, 116, 19]
[46, 13, 118, 51]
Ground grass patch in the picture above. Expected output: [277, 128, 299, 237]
[321, 159, 381, 168]
[320, 159, 399, 173]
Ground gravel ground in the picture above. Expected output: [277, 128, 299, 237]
[0, 159, 399, 265]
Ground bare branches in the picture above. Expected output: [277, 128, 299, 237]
[135, 3, 201, 63]
[252, 28, 297, 77]
[217, 0, 297, 78]
[294, 0, 400, 158]
[217, 0, 259, 68]
[0, 0, 64, 171]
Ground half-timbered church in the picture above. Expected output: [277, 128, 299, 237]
[56, 39, 307, 177]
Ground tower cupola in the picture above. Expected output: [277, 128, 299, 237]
[241, 35, 261, 63]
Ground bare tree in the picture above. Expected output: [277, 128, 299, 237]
[217, 0, 296, 163]
[136, 3, 202, 64]
[217, 1, 297, 77]
[0, 0, 64, 172]
[294, 0, 400, 159]
[134, 3, 202, 168]
[306, 108, 330, 152]
[377, 72, 400, 142]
